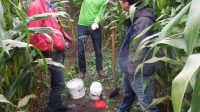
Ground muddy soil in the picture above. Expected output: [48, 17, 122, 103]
[37, 88, 121, 112]
[66, 89, 121, 112]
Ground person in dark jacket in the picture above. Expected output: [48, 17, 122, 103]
[118, 0, 158, 111]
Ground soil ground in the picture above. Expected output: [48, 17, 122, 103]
[36, 39, 123, 112]
[64, 39, 122, 112]
[37, 88, 122, 112]
[66, 89, 121, 112]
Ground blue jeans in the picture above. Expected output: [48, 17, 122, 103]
[43, 51, 66, 112]
[77, 25, 103, 72]
[119, 73, 158, 112]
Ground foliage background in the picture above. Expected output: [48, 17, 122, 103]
[1, 0, 200, 112]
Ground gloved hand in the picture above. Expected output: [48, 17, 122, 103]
[91, 23, 99, 30]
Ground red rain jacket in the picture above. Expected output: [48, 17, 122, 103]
[28, 0, 72, 52]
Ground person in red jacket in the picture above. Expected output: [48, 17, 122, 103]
[28, 0, 76, 112]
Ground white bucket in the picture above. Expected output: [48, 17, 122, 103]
[90, 81, 103, 101]
[66, 78, 86, 99]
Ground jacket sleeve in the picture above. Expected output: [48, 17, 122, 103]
[28, 5, 43, 28]
[127, 17, 155, 76]
[94, 0, 107, 24]
[28, 4, 53, 51]
[28, 4, 44, 40]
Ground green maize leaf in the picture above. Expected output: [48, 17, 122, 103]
[8, 69, 32, 100]
[146, 96, 171, 109]
[153, 73, 170, 89]
[172, 54, 200, 112]
[132, 32, 182, 66]
[154, 38, 187, 51]
[184, 0, 200, 55]
[34, 58, 65, 68]
[0, 94, 12, 105]
[0, 2, 3, 22]
[28, 12, 69, 21]
[0, 39, 32, 51]
[28, 27, 61, 34]
[32, 46, 48, 73]
[14, 12, 70, 30]
[43, 33, 53, 50]
[191, 71, 200, 112]
[135, 56, 184, 74]
[159, 3, 191, 40]
[176, 0, 182, 3]
[157, 0, 167, 9]
[17, 94, 37, 108]
[0, 52, 4, 68]
[0, 1, 4, 38]
[129, 22, 160, 54]
[145, 57, 184, 65]
[129, 4, 136, 23]
[0, 39, 33, 56]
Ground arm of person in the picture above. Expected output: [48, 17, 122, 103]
[94, 0, 107, 24]
[28, 4, 53, 51]
[28, 5, 43, 29]
[28, 4, 44, 43]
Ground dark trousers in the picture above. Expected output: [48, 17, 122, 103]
[43, 51, 66, 112]
[77, 25, 103, 73]
[119, 73, 158, 112]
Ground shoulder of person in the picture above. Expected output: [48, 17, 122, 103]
[29, 0, 42, 9]
[134, 7, 155, 20]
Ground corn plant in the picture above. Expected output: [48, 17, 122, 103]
[0, 0, 70, 111]
[0, 94, 36, 112]
[102, 0, 126, 49]
[129, 0, 200, 111]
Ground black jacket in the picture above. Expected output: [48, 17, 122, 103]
[119, 6, 156, 78]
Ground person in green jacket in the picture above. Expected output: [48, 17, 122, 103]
[73, 0, 107, 79]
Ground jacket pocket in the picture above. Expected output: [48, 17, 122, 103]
[30, 34, 52, 51]
[53, 34, 65, 52]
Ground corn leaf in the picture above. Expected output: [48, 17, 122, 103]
[0, 2, 4, 38]
[32, 46, 48, 73]
[159, 3, 191, 40]
[184, 0, 200, 55]
[135, 56, 184, 74]
[28, 12, 69, 21]
[34, 58, 65, 68]
[0, 94, 12, 105]
[154, 38, 187, 51]
[14, 12, 70, 30]
[172, 54, 200, 112]
[129, 4, 136, 23]
[0, 39, 32, 51]
[28, 27, 61, 34]
[129, 22, 160, 51]
[146, 96, 170, 109]
[17, 94, 37, 108]
[191, 72, 200, 112]
[8, 69, 32, 100]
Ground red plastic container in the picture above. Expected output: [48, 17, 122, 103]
[95, 100, 107, 109]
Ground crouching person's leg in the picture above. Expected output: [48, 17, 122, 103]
[119, 74, 136, 112]
[45, 51, 76, 112]
[132, 74, 158, 112]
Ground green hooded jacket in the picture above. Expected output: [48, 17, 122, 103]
[73, 0, 107, 26]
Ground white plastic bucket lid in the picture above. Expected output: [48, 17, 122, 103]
[90, 82, 102, 91]
[66, 78, 85, 99]
[66, 78, 84, 90]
